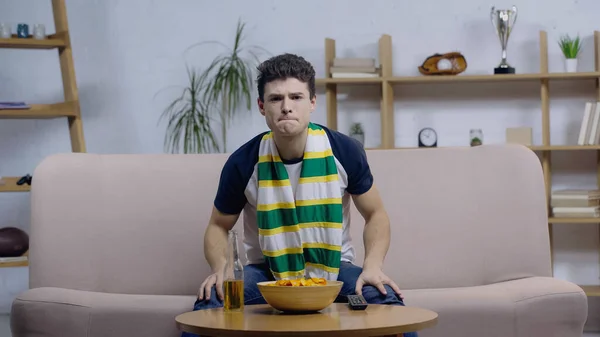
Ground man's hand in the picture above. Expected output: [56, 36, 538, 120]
[355, 267, 403, 300]
[197, 271, 224, 301]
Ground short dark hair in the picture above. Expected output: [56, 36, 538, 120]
[256, 53, 316, 102]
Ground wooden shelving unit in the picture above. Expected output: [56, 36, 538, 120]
[0, 0, 86, 267]
[318, 31, 600, 297]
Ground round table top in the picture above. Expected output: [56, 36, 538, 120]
[175, 303, 438, 337]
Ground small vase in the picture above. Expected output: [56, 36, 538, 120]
[565, 58, 578, 73]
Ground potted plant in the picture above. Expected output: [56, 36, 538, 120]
[158, 65, 220, 154]
[558, 34, 582, 73]
[158, 18, 268, 153]
[349, 122, 365, 146]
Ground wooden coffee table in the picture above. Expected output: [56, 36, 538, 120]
[175, 303, 438, 336]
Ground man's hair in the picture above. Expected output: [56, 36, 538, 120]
[256, 53, 316, 102]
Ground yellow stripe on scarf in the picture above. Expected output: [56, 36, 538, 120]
[261, 243, 341, 257]
[262, 247, 304, 257]
[258, 222, 343, 236]
[295, 197, 342, 207]
[303, 148, 333, 159]
[298, 174, 338, 184]
[257, 202, 296, 211]
[307, 128, 326, 136]
[306, 262, 340, 274]
[258, 154, 282, 163]
[258, 180, 291, 188]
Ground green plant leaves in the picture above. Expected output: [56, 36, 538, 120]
[159, 65, 220, 154]
[558, 34, 582, 59]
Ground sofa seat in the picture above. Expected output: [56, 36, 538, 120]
[11, 287, 195, 337]
[11, 276, 586, 337]
[404, 276, 588, 337]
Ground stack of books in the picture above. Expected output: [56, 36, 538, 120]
[330, 58, 379, 78]
[551, 189, 600, 218]
[577, 101, 600, 145]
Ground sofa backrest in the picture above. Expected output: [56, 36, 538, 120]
[28, 144, 551, 295]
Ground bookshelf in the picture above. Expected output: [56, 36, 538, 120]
[317, 30, 600, 297]
[0, 0, 86, 267]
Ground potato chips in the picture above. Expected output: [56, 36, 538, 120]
[269, 277, 327, 286]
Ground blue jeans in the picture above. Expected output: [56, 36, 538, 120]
[182, 262, 418, 337]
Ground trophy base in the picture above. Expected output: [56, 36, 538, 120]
[494, 66, 515, 74]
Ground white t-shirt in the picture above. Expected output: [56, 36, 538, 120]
[213, 124, 374, 265]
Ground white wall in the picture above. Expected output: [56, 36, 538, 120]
[0, 0, 598, 328]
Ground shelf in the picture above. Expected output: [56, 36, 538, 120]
[0, 101, 78, 119]
[316, 77, 383, 85]
[0, 259, 28, 268]
[0, 33, 67, 49]
[387, 72, 600, 84]
[580, 285, 600, 297]
[316, 72, 600, 85]
[529, 145, 600, 151]
[0, 177, 31, 192]
[0, 251, 28, 268]
[365, 145, 600, 151]
[548, 217, 600, 224]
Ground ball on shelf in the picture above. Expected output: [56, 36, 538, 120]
[437, 59, 453, 70]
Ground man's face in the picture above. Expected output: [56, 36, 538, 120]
[258, 77, 315, 137]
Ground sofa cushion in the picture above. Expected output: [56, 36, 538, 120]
[403, 276, 587, 337]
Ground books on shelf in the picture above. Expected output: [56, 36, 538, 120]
[330, 58, 379, 78]
[551, 189, 600, 217]
[577, 101, 600, 145]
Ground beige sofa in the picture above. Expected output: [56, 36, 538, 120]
[10, 144, 588, 336]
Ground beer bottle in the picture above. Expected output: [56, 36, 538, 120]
[223, 229, 244, 311]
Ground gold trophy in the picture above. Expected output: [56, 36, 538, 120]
[490, 5, 518, 74]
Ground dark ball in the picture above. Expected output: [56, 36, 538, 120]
[0, 227, 29, 257]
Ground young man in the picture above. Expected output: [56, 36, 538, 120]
[182, 53, 417, 337]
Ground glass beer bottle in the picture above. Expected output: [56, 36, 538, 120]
[223, 229, 244, 311]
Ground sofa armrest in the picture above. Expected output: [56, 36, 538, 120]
[11, 287, 196, 337]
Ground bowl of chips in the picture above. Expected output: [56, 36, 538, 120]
[257, 278, 343, 312]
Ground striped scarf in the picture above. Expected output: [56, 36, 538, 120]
[256, 123, 343, 281]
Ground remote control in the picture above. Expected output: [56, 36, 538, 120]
[347, 294, 368, 310]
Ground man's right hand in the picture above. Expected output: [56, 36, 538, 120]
[197, 271, 224, 301]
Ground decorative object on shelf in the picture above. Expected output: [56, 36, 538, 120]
[418, 127, 437, 148]
[490, 5, 518, 74]
[558, 34, 582, 73]
[349, 122, 365, 146]
[158, 18, 268, 154]
[418, 52, 467, 76]
[470, 129, 483, 146]
[0, 227, 29, 257]
[32, 24, 46, 40]
[0, 23, 11, 38]
[506, 127, 532, 145]
[16, 23, 29, 38]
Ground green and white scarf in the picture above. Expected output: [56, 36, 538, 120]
[256, 123, 343, 281]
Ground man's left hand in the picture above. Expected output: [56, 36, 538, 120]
[355, 267, 404, 299]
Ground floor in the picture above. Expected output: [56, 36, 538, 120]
[0, 314, 597, 337]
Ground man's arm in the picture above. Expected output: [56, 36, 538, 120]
[351, 184, 403, 297]
[198, 206, 240, 301]
[351, 184, 390, 271]
[204, 206, 240, 273]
